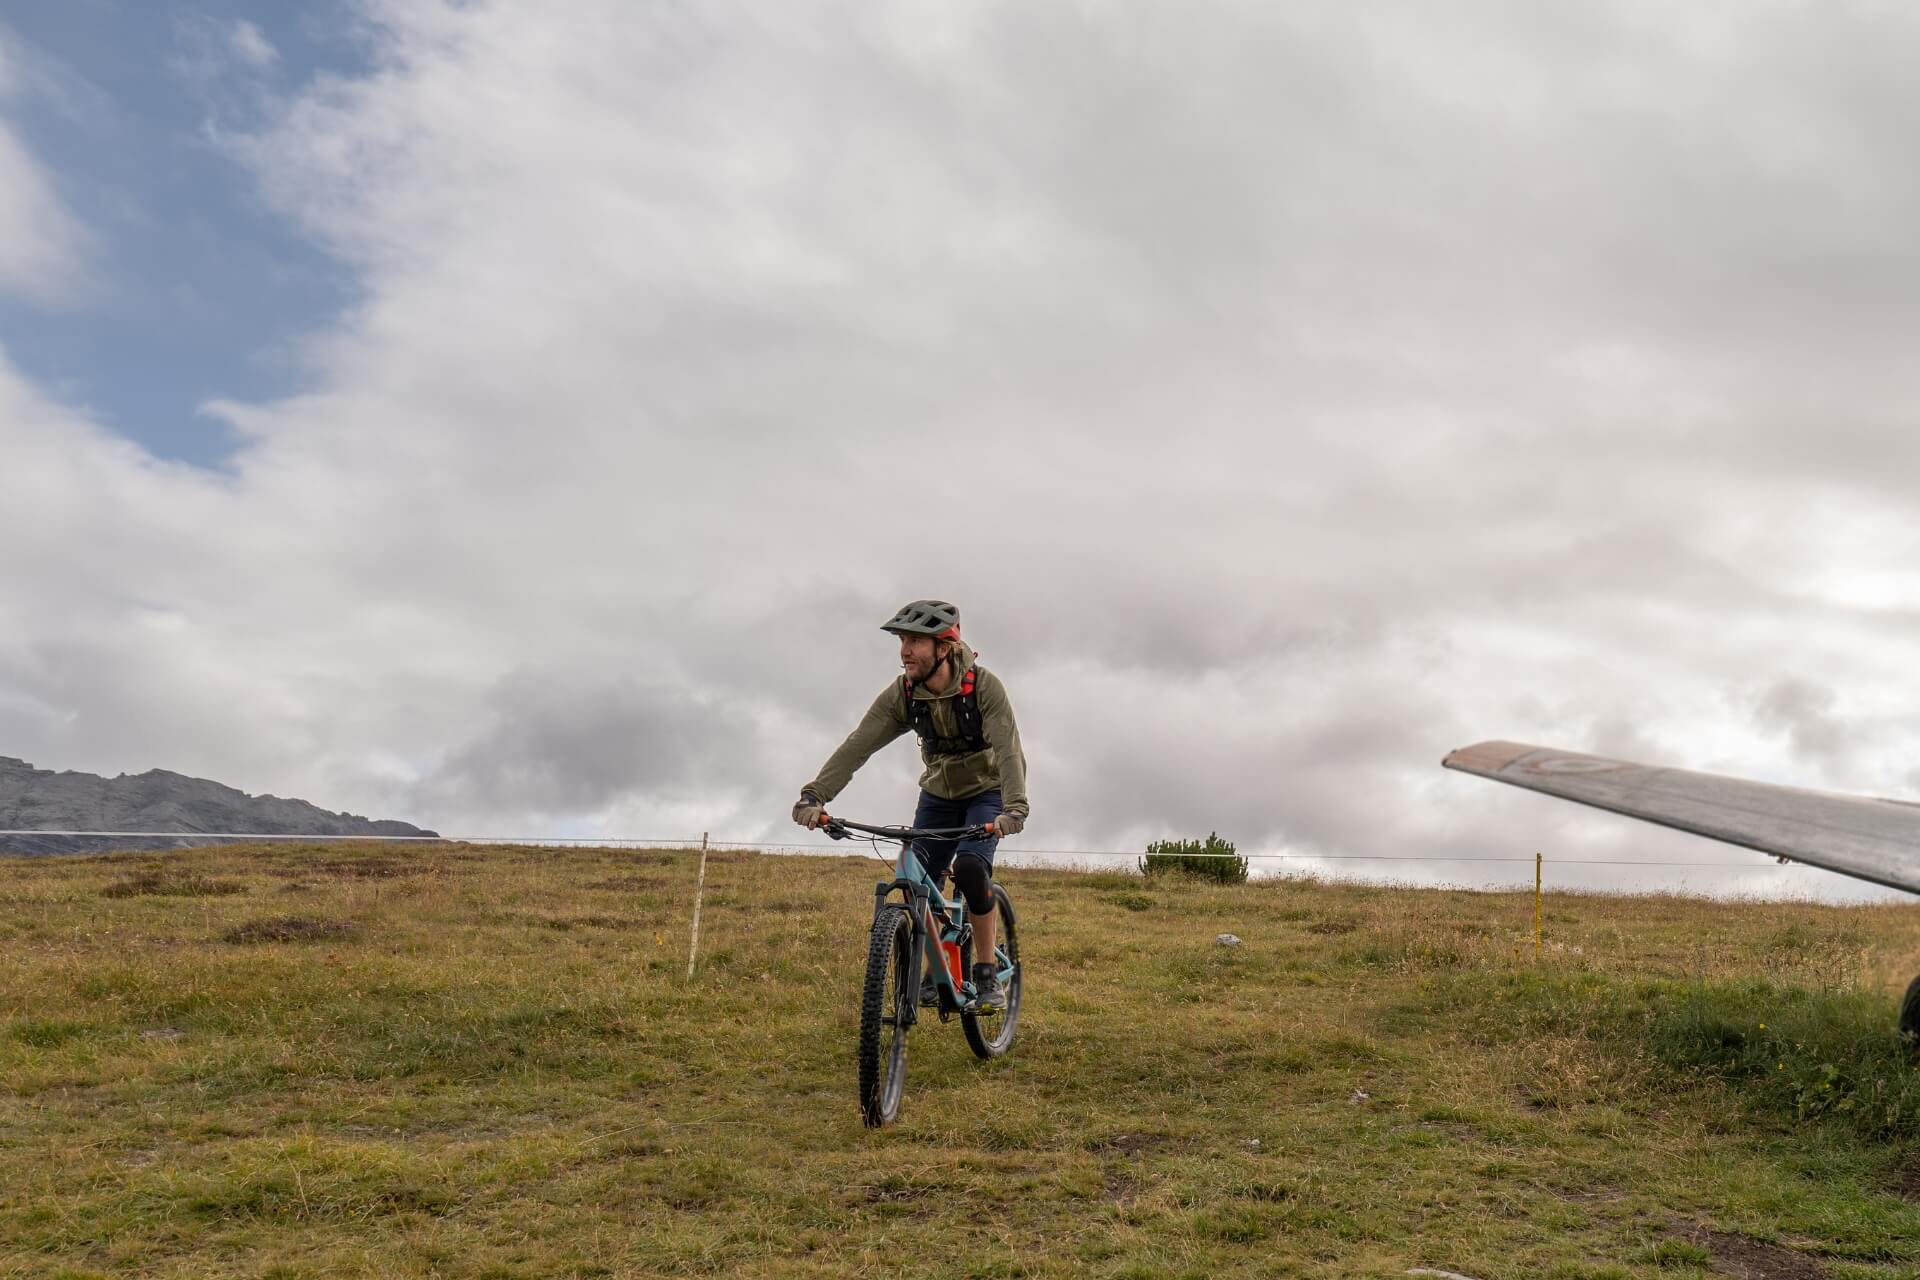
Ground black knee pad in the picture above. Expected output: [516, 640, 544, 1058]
[953, 853, 995, 916]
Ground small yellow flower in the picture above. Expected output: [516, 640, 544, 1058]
[1758, 1023, 1767, 1030]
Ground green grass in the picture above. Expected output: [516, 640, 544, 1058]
[4, 842, 1920, 1277]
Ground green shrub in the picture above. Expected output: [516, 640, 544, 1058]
[1455, 969, 1920, 1143]
[1139, 833, 1247, 884]
[1641, 978, 1920, 1140]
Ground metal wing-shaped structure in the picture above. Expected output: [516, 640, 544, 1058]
[1442, 740, 1920, 897]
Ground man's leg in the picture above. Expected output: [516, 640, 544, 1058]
[971, 905, 996, 966]
[911, 790, 963, 908]
[911, 790, 962, 1004]
[955, 791, 1005, 1007]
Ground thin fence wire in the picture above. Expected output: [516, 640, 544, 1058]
[0, 829, 1824, 872]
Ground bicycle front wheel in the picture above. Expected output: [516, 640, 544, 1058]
[963, 881, 1021, 1060]
[858, 903, 916, 1126]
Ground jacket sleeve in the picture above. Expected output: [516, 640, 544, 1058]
[802, 683, 910, 803]
[976, 670, 1030, 820]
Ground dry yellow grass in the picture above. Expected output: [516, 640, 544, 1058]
[3, 840, 1919, 1278]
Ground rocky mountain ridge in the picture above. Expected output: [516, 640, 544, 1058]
[0, 756, 437, 855]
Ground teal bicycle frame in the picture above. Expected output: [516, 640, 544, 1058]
[830, 818, 1014, 1020]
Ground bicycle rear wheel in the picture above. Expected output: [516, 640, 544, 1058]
[858, 903, 916, 1126]
[963, 882, 1021, 1059]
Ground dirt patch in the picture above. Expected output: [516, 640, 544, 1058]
[856, 1183, 935, 1204]
[221, 916, 359, 945]
[1674, 1227, 1828, 1280]
[544, 915, 645, 931]
[614, 851, 686, 867]
[310, 859, 419, 880]
[1306, 919, 1358, 935]
[1102, 1167, 1140, 1205]
[1512, 1084, 1563, 1111]
[1895, 1158, 1920, 1204]
[267, 858, 422, 880]
[585, 875, 666, 893]
[1088, 1132, 1173, 1156]
[101, 873, 247, 899]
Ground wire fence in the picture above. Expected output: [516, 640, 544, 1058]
[0, 828, 1829, 871]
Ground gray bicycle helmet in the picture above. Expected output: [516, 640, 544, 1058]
[881, 599, 961, 639]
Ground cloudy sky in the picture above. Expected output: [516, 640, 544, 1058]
[6, 0, 1920, 900]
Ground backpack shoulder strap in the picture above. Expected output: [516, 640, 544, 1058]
[954, 663, 983, 744]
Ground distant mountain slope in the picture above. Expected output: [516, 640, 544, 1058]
[0, 757, 438, 855]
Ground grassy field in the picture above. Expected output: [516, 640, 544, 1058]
[4, 841, 1920, 1279]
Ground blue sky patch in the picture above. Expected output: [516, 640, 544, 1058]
[0, 1, 374, 468]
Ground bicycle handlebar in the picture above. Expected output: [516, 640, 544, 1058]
[821, 816, 996, 843]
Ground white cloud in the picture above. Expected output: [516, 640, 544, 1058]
[7, 0, 1920, 900]
[229, 20, 279, 70]
[0, 29, 89, 300]
[168, 11, 282, 108]
[0, 124, 87, 299]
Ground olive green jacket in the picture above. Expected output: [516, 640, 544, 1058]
[803, 643, 1030, 819]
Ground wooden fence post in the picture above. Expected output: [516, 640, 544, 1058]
[687, 833, 710, 978]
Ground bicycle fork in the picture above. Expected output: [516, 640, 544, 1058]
[873, 878, 931, 1028]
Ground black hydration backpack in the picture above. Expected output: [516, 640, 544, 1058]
[902, 663, 987, 756]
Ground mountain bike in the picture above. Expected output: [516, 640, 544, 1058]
[822, 816, 1023, 1127]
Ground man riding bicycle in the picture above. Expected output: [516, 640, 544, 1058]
[793, 599, 1029, 1011]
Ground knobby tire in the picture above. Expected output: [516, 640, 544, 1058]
[859, 903, 915, 1126]
[962, 881, 1021, 1060]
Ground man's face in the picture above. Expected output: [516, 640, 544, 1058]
[898, 633, 940, 681]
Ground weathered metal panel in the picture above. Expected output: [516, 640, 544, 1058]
[1441, 741, 1920, 896]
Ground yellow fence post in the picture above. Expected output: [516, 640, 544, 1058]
[1534, 851, 1543, 960]
[687, 833, 710, 978]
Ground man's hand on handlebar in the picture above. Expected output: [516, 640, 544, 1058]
[989, 812, 1025, 838]
[792, 794, 827, 830]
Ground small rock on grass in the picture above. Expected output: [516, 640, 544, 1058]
[1216, 933, 1241, 947]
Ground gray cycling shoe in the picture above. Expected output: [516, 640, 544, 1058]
[969, 962, 1006, 1013]
[919, 974, 940, 1008]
